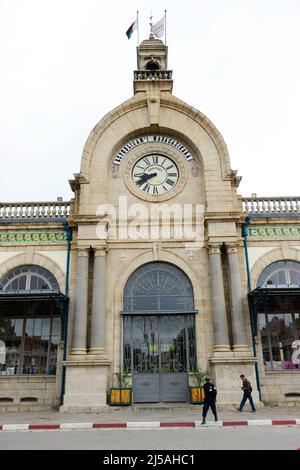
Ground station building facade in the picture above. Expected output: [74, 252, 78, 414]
[0, 36, 299, 410]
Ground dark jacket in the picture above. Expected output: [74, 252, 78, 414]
[203, 382, 217, 401]
[242, 379, 252, 394]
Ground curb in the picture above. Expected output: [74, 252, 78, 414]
[0, 419, 300, 431]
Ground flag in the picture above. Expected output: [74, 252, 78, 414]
[152, 16, 165, 38]
[126, 18, 138, 39]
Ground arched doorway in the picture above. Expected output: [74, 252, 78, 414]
[122, 262, 197, 403]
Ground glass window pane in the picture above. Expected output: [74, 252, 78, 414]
[23, 318, 50, 375]
[260, 314, 300, 371]
[160, 315, 187, 373]
[52, 318, 60, 336]
[290, 271, 300, 285]
[30, 276, 38, 290]
[0, 319, 23, 375]
[123, 316, 132, 373]
[41, 318, 50, 336]
[132, 296, 158, 311]
[132, 316, 159, 373]
[35, 277, 50, 290]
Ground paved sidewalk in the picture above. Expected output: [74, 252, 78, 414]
[1, 404, 300, 430]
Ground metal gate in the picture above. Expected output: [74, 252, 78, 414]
[122, 262, 197, 403]
[125, 315, 195, 402]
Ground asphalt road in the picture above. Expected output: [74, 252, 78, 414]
[0, 426, 300, 450]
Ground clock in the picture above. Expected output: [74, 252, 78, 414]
[132, 154, 179, 196]
[123, 144, 188, 202]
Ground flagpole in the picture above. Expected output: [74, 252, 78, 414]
[164, 10, 167, 45]
[137, 11, 139, 46]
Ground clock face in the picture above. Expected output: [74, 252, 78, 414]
[132, 155, 179, 196]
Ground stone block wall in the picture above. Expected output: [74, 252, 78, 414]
[0, 376, 57, 411]
[261, 372, 300, 405]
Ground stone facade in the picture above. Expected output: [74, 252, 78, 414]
[0, 36, 299, 410]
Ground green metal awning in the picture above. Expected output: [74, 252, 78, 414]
[0, 290, 69, 317]
[248, 286, 300, 336]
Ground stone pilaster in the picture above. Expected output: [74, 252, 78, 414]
[226, 243, 249, 353]
[89, 246, 108, 358]
[71, 247, 89, 355]
[208, 243, 231, 353]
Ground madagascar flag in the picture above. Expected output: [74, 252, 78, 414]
[126, 18, 137, 39]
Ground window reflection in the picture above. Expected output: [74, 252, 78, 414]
[123, 314, 196, 374]
[0, 317, 60, 376]
[259, 313, 300, 371]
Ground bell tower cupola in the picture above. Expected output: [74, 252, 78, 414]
[134, 33, 173, 94]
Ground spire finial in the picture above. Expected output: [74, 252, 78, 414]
[149, 11, 154, 39]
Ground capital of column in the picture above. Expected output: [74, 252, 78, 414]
[225, 242, 241, 254]
[207, 243, 222, 255]
[93, 246, 108, 257]
[76, 247, 90, 258]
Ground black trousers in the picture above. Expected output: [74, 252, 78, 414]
[202, 400, 217, 419]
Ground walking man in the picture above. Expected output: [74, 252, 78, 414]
[201, 377, 218, 424]
[238, 374, 256, 412]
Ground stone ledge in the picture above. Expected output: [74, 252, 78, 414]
[209, 356, 257, 364]
[63, 360, 111, 367]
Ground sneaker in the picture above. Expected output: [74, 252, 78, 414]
[236, 408, 242, 412]
[201, 420, 206, 425]
[251, 409, 256, 412]
[215, 418, 218, 422]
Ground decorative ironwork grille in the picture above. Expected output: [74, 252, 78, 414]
[123, 262, 194, 313]
[123, 314, 196, 374]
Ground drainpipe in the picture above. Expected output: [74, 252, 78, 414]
[242, 215, 262, 401]
[60, 221, 72, 406]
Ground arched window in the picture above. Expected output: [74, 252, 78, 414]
[257, 260, 300, 287]
[0, 265, 59, 292]
[145, 61, 160, 71]
[123, 262, 194, 313]
[256, 260, 300, 372]
[0, 266, 61, 376]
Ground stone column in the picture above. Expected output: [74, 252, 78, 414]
[208, 244, 231, 352]
[89, 247, 107, 357]
[226, 243, 249, 353]
[71, 248, 89, 355]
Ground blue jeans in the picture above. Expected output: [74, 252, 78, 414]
[239, 393, 255, 411]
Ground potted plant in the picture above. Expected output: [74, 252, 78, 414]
[109, 368, 132, 406]
[189, 366, 208, 405]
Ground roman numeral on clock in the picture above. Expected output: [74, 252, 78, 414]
[166, 179, 175, 186]
[142, 183, 150, 193]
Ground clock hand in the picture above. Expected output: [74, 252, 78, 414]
[136, 172, 157, 186]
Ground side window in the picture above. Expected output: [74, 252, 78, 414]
[0, 265, 59, 291]
[257, 260, 300, 287]
[257, 260, 300, 371]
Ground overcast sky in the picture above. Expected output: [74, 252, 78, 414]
[1, 0, 299, 202]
